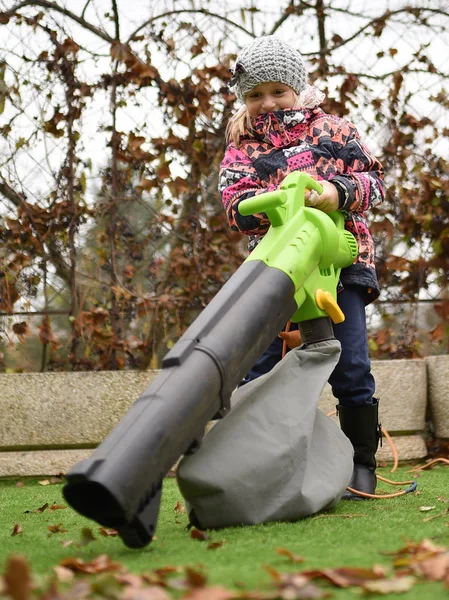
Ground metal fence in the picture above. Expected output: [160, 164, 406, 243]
[0, 0, 448, 369]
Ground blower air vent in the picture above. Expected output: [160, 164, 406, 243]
[344, 231, 359, 260]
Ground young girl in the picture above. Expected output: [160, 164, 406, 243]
[219, 35, 385, 499]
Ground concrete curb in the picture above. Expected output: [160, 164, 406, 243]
[426, 355, 449, 438]
[0, 355, 445, 477]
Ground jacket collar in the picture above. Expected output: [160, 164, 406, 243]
[243, 108, 318, 147]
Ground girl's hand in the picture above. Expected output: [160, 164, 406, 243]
[305, 180, 339, 213]
[278, 330, 302, 349]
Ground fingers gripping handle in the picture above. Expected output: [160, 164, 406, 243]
[238, 172, 323, 227]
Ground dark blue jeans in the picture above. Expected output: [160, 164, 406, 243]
[240, 285, 376, 408]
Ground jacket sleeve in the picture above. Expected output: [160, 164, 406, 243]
[218, 143, 274, 235]
[329, 119, 385, 213]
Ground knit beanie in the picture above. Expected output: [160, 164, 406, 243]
[229, 36, 307, 103]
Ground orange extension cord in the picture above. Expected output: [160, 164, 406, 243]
[280, 321, 423, 499]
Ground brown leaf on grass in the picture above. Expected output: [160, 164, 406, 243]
[60, 554, 120, 574]
[275, 573, 330, 599]
[99, 527, 118, 537]
[54, 565, 74, 583]
[190, 528, 210, 541]
[185, 566, 207, 588]
[302, 566, 386, 587]
[411, 553, 449, 581]
[116, 573, 144, 587]
[143, 566, 181, 587]
[48, 523, 68, 534]
[362, 575, 415, 594]
[50, 503, 67, 511]
[423, 509, 449, 522]
[182, 586, 237, 600]
[152, 566, 181, 578]
[276, 547, 304, 564]
[174, 501, 185, 514]
[3, 555, 31, 600]
[38, 477, 63, 486]
[263, 565, 281, 582]
[79, 527, 96, 546]
[24, 502, 49, 514]
[11, 524, 23, 536]
[207, 541, 224, 550]
[390, 538, 445, 566]
[165, 567, 207, 592]
[60, 540, 73, 547]
[122, 586, 171, 600]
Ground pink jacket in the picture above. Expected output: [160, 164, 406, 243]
[219, 107, 385, 303]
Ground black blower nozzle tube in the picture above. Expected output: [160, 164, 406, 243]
[63, 260, 297, 548]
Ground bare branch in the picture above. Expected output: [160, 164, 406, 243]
[126, 8, 253, 44]
[2, 0, 114, 43]
[111, 0, 120, 41]
[326, 7, 449, 54]
[268, 0, 315, 35]
[80, 0, 92, 20]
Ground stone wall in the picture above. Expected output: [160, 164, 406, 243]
[0, 354, 447, 477]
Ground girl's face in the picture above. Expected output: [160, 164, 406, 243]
[245, 82, 297, 117]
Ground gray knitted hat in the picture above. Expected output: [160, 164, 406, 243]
[229, 36, 307, 102]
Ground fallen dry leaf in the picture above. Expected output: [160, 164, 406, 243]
[38, 477, 63, 486]
[207, 541, 224, 550]
[116, 572, 143, 587]
[275, 572, 330, 599]
[423, 509, 449, 522]
[363, 575, 416, 594]
[190, 528, 210, 541]
[411, 553, 449, 581]
[174, 501, 185, 514]
[60, 554, 120, 574]
[185, 566, 207, 588]
[419, 506, 435, 512]
[11, 524, 23, 536]
[152, 566, 181, 579]
[48, 523, 68, 534]
[276, 547, 304, 564]
[3, 556, 31, 600]
[50, 503, 67, 511]
[24, 502, 49, 514]
[166, 567, 208, 593]
[99, 527, 118, 537]
[263, 565, 282, 582]
[302, 566, 386, 588]
[182, 586, 237, 600]
[54, 565, 74, 583]
[122, 586, 170, 600]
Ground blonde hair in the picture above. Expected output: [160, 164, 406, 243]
[225, 91, 300, 147]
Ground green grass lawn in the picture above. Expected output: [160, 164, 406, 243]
[1, 464, 448, 599]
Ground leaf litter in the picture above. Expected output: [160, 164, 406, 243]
[2, 535, 449, 598]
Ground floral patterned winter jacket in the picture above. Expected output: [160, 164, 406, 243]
[218, 107, 385, 304]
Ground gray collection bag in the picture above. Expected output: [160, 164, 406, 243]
[176, 339, 354, 529]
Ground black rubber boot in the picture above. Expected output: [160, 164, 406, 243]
[337, 400, 382, 500]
